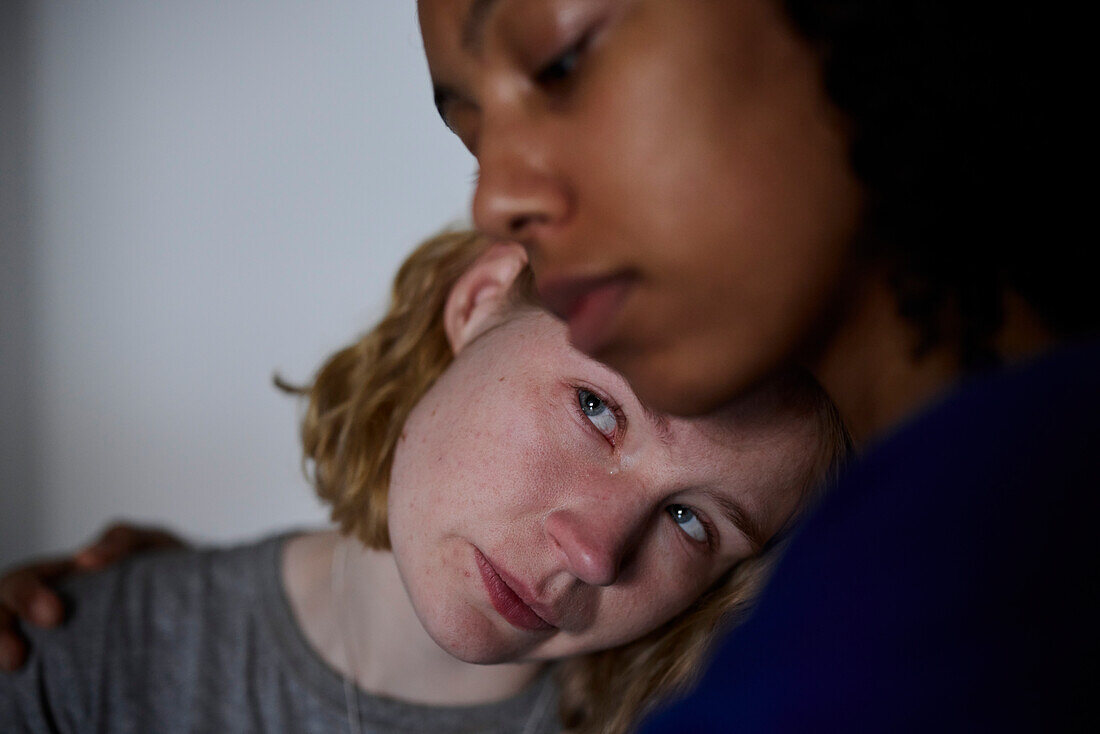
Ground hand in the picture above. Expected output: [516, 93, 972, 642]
[0, 522, 185, 671]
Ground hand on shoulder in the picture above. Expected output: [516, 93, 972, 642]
[0, 521, 185, 671]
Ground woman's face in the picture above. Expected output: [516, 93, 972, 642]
[387, 306, 823, 664]
[418, 0, 864, 414]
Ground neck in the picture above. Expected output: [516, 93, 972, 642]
[810, 272, 1053, 446]
[282, 530, 543, 706]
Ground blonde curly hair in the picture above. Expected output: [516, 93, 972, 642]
[280, 228, 849, 734]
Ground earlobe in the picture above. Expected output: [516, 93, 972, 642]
[443, 241, 529, 353]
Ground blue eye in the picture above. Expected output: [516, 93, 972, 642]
[578, 388, 618, 438]
[667, 505, 708, 543]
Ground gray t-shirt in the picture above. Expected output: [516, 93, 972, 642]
[0, 534, 559, 733]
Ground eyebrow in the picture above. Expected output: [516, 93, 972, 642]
[638, 400, 675, 449]
[432, 0, 500, 125]
[462, 0, 500, 53]
[613, 383, 766, 550]
[704, 489, 767, 554]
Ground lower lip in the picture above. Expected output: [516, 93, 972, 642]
[474, 549, 552, 632]
[564, 276, 636, 355]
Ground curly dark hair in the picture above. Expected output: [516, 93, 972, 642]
[780, 1, 1093, 366]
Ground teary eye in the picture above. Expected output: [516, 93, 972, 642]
[667, 505, 708, 543]
[578, 388, 618, 437]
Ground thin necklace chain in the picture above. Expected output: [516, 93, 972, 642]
[329, 536, 556, 734]
[331, 539, 362, 734]
[520, 672, 556, 734]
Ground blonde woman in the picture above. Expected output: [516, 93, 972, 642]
[1, 230, 845, 734]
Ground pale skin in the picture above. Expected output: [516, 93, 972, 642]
[0, 0, 860, 681]
[2, 0, 1051, 683]
[1, 245, 825, 710]
[1, 7, 1058, 725]
[281, 532, 541, 705]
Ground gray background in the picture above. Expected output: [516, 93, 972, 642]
[0, 1, 474, 566]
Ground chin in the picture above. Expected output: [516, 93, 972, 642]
[420, 607, 534, 665]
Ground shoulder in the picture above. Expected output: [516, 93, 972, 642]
[865, 336, 1100, 479]
[51, 533, 282, 642]
[1, 534, 289, 732]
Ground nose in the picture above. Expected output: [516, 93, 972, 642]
[471, 111, 571, 243]
[544, 497, 649, 587]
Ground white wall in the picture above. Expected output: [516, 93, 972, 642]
[0, 1, 475, 566]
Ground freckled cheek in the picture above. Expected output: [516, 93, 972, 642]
[551, 548, 715, 654]
[442, 411, 572, 522]
[634, 547, 715, 620]
[588, 579, 702, 649]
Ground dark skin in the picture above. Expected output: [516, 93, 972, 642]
[2, 0, 1064, 672]
[417, 0, 1055, 443]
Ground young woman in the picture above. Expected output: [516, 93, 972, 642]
[415, 1, 1095, 730]
[1, 230, 845, 733]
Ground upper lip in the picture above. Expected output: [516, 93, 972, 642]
[484, 553, 564, 629]
[536, 270, 638, 322]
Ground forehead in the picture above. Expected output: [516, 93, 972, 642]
[417, 0, 477, 53]
[484, 308, 821, 475]
[419, 0, 551, 62]
[667, 386, 823, 528]
[465, 309, 820, 544]
[667, 396, 814, 484]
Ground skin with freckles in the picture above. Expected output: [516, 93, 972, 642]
[388, 272, 821, 665]
[419, 0, 864, 416]
[0, 240, 829, 717]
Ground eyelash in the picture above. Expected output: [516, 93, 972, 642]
[535, 31, 592, 88]
[569, 385, 720, 551]
[668, 504, 719, 552]
[572, 384, 626, 447]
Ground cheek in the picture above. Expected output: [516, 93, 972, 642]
[631, 544, 716, 623]
[570, 4, 860, 352]
[388, 370, 581, 548]
[573, 534, 721, 654]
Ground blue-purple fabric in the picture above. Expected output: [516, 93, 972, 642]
[642, 339, 1099, 733]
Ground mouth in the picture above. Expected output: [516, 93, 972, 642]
[474, 548, 557, 632]
[536, 271, 638, 354]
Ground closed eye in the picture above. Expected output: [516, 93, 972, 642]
[535, 32, 590, 87]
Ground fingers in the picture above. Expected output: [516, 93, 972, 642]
[73, 523, 134, 569]
[132, 526, 187, 552]
[0, 560, 69, 629]
[0, 521, 188, 672]
[73, 522, 184, 570]
[0, 558, 67, 671]
[0, 607, 28, 671]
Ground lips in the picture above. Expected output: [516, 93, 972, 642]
[474, 548, 556, 632]
[536, 271, 638, 354]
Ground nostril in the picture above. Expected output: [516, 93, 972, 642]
[508, 214, 527, 234]
[545, 510, 621, 587]
[508, 213, 538, 236]
[471, 162, 572, 242]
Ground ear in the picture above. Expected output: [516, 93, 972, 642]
[443, 241, 529, 353]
